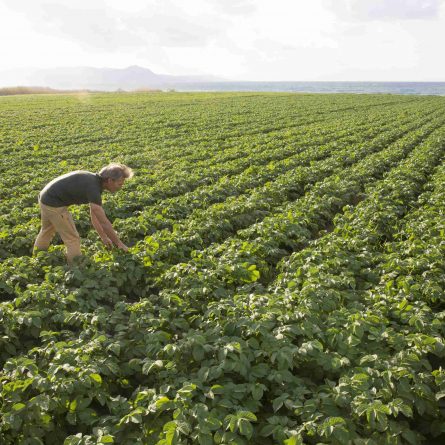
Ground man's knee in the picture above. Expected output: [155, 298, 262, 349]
[34, 235, 52, 251]
[65, 239, 82, 263]
[64, 235, 81, 250]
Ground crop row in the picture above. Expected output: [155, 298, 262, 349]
[0, 93, 419, 158]
[0, 97, 429, 225]
[105, 121, 445, 444]
[0, 101, 436, 260]
[2, 93, 445, 445]
[150, 113, 445, 299]
[2, 112, 445, 445]
[3, 104, 445, 287]
[1, 106, 442, 288]
[106, 108, 445, 293]
[1, 108, 443, 366]
[111, 105, 433, 242]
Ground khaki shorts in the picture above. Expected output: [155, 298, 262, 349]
[34, 198, 81, 262]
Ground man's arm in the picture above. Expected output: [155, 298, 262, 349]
[90, 209, 113, 248]
[90, 203, 128, 251]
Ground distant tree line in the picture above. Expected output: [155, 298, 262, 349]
[0, 86, 167, 96]
[0, 86, 93, 96]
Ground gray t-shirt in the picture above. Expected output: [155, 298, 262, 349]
[39, 171, 103, 207]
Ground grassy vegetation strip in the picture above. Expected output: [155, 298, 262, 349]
[111, 106, 427, 239]
[150, 114, 445, 298]
[249, 131, 445, 444]
[1, 102, 435, 259]
[1, 93, 445, 445]
[5, 106, 443, 443]
[1, 106, 440, 290]
[0, 97, 426, 220]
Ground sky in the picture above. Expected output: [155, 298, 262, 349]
[0, 0, 444, 82]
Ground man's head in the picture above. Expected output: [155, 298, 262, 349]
[99, 163, 134, 193]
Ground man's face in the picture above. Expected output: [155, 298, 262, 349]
[106, 177, 125, 193]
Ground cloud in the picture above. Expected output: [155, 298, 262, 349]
[213, 0, 257, 16]
[1, 0, 444, 81]
[1, 0, 231, 51]
[126, 13, 227, 48]
[324, 0, 444, 21]
[2, 0, 144, 51]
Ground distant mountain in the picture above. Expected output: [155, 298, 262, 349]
[0, 65, 224, 91]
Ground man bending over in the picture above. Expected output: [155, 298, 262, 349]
[34, 163, 133, 263]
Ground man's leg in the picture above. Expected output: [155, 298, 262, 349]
[57, 209, 82, 264]
[36, 203, 82, 264]
[34, 203, 56, 252]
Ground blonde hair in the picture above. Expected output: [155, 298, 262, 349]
[99, 163, 134, 180]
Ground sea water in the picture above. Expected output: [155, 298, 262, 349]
[172, 81, 445, 95]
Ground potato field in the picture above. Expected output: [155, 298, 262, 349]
[1, 92, 445, 445]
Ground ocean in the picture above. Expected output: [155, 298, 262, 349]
[172, 81, 445, 96]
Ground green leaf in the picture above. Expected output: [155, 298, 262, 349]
[252, 385, 264, 401]
[164, 421, 179, 445]
[237, 411, 257, 422]
[90, 373, 102, 384]
[430, 419, 445, 437]
[402, 429, 421, 445]
[107, 343, 121, 356]
[205, 416, 222, 431]
[155, 396, 174, 412]
[99, 435, 114, 444]
[239, 418, 253, 439]
[66, 411, 77, 425]
[210, 384, 224, 395]
[130, 413, 142, 424]
[436, 390, 445, 400]
[63, 435, 83, 445]
[12, 403, 26, 411]
[284, 435, 303, 445]
[193, 345, 205, 361]
[259, 424, 277, 437]
[198, 433, 213, 445]
[69, 399, 77, 412]
[142, 359, 163, 374]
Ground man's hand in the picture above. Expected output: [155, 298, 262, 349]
[90, 203, 125, 248]
[117, 241, 129, 252]
[101, 236, 114, 249]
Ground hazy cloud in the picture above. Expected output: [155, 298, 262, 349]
[1, 0, 231, 50]
[3, 0, 144, 51]
[1, 0, 444, 81]
[213, 0, 258, 16]
[325, 0, 444, 21]
[126, 14, 227, 48]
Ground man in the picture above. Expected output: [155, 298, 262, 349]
[34, 163, 133, 263]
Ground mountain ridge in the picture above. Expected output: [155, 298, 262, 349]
[0, 65, 224, 90]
